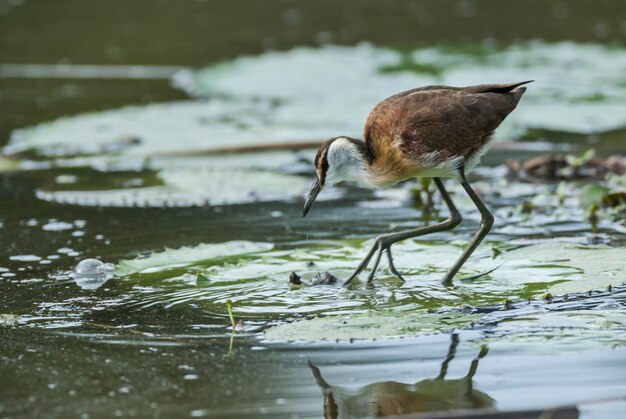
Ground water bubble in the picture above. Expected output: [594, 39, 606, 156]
[72, 258, 114, 290]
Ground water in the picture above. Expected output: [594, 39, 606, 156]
[1, 1, 626, 418]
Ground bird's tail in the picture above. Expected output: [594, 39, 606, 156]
[469, 80, 534, 94]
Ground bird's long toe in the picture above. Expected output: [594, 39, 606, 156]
[385, 249, 406, 282]
[343, 239, 383, 286]
[365, 247, 385, 285]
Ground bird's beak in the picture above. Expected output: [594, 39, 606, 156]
[303, 178, 322, 218]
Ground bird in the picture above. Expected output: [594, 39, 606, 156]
[302, 81, 531, 286]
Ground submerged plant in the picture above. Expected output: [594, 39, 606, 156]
[226, 299, 235, 333]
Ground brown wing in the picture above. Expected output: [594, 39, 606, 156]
[364, 82, 530, 163]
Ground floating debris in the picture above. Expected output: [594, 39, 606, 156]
[289, 271, 339, 287]
[288, 272, 303, 286]
[312, 271, 339, 286]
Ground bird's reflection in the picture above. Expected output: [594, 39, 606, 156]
[309, 334, 494, 418]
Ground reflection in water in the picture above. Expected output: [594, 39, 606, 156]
[309, 334, 494, 418]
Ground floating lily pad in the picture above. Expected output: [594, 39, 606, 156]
[481, 309, 626, 350]
[115, 240, 625, 327]
[498, 310, 626, 330]
[8, 42, 626, 163]
[6, 42, 626, 209]
[5, 100, 330, 159]
[115, 241, 273, 276]
[500, 243, 626, 294]
[178, 42, 626, 136]
[263, 311, 481, 341]
[36, 159, 311, 207]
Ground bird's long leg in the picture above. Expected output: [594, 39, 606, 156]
[465, 345, 489, 396]
[343, 178, 462, 286]
[437, 333, 460, 380]
[441, 166, 494, 286]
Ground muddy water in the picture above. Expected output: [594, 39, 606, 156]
[2, 1, 626, 418]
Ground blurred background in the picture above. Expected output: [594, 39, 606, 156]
[2, 0, 625, 145]
[2, 1, 626, 418]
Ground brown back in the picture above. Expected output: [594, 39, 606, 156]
[363, 82, 531, 165]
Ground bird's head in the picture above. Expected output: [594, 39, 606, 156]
[302, 136, 368, 217]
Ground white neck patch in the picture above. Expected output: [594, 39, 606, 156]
[323, 137, 370, 187]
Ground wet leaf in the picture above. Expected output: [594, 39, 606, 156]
[178, 42, 626, 135]
[114, 239, 625, 326]
[579, 184, 610, 208]
[263, 311, 481, 341]
[9, 42, 626, 164]
[115, 241, 273, 276]
[499, 310, 626, 330]
[7, 42, 626, 210]
[501, 243, 626, 294]
[36, 160, 311, 207]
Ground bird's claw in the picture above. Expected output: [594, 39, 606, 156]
[343, 238, 405, 287]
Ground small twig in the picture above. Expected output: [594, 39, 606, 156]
[150, 140, 325, 157]
[459, 264, 503, 282]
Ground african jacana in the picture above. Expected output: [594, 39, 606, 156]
[302, 81, 531, 286]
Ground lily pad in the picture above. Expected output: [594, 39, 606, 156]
[498, 310, 626, 330]
[6, 42, 626, 209]
[500, 243, 626, 294]
[5, 100, 330, 159]
[263, 311, 481, 341]
[115, 241, 273, 276]
[114, 239, 625, 325]
[8, 42, 626, 164]
[178, 42, 626, 136]
[36, 159, 311, 207]
[481, 309, 626, 350]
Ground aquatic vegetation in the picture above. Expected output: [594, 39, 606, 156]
[5, 42, 626, 214]
[109, 239, 625, 337]
[226, 299, 235, 332]
[264, 311, 482, 341]
[115, 241, 273, 276]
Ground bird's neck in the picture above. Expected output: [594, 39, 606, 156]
[342, 141, 376, 188]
